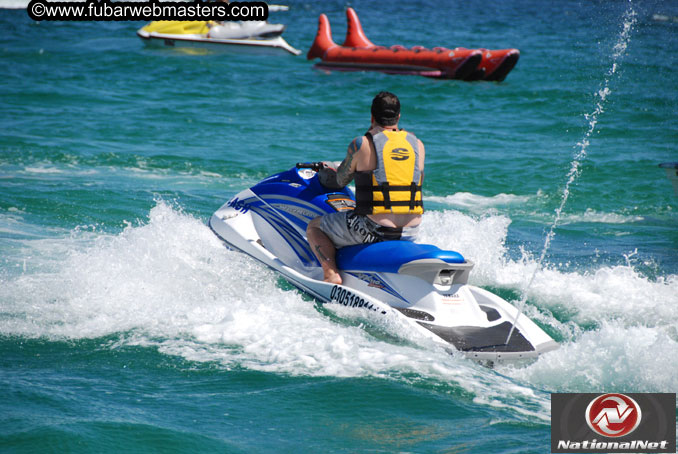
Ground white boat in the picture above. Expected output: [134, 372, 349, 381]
[137, 21, 301, 56]
[208, 163, 559, 363]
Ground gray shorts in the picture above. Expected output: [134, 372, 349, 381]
[318, 211, 419, 249]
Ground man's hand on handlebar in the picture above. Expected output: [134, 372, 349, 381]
[295, 162, 344, 189]
[295, 161, 341, 172]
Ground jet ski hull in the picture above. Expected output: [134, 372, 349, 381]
[209, 166, 558, 362]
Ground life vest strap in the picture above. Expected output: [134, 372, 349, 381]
[409, 182, 417, 210]
[363, 200, 424, 207]
[355, 184, 422, 192]
[380, 182, 391, 210]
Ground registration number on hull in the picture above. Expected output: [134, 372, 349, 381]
[329, 285, 384, 314]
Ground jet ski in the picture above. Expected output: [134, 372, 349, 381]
[208, 21, 285, 39]
[137, 21, 301, 56]
[208, 164, 559, 362]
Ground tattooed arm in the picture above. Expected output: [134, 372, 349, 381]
[335, 136, 363, 187]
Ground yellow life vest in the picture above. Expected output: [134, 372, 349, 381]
[354, 130, 424, 215]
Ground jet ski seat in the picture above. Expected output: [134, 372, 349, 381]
[336, 241, 472, 284]
[337, 241, 465, 272]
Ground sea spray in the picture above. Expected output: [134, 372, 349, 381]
[0, 201, 555, 418]
[506, 4, 638, 344]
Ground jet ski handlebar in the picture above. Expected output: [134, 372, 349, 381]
[295, 162, 325, 171]
[296, 162, 344, 189]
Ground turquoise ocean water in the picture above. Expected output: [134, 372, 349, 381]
[1, 0, 677, 452]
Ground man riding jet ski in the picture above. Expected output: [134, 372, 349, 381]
[308, 91, 424, 285]
[208, 93, 558, 362]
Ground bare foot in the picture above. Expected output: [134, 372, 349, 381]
[307, 219, 343, 285]
[324, 269, 342, 285]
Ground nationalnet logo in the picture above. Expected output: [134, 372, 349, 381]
[551, 393, 676, 453]
[585, 393, 641, 438]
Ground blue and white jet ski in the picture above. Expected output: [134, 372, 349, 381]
[209, 164, 559, 362]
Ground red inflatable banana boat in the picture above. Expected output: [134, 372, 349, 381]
[307, 8, 519, 81]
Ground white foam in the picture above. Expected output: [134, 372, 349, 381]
[421, 209, 678, 324]
[501, 322, 678, 393]
[512, 264, 678, 327]
[7, 159, 244, 190]
[418, 210, 512, 286]
[24, 166, 64, 174]
[427, 192, 532, 211]
[0, 202, 551, 419]
[1, 202, 676, 416]
[0, 211, 65, 242]
[559, 208, 644, 225]
[419, 209, 678, 392]
[427, 192, 645, 227]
